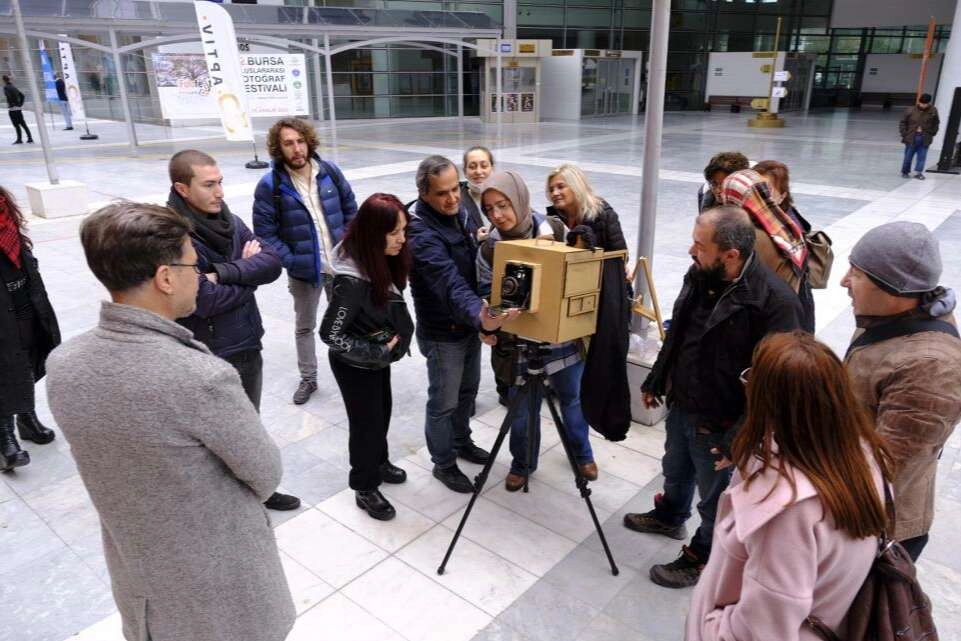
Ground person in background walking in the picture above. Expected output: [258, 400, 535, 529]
[0, 186, 60, 471]
[320, 193, 414, 521]
[3, 75, 32, 145]
[899, 93, 939, 180]
[54, 73, 73, 131]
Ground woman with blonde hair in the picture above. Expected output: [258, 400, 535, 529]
[686, 331, 891, 641]
[545, 163, 626, 252]
[545, 163, 632, 441]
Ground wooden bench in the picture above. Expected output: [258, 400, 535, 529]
[706, 95, 756, 112]
[854, 92, 916, 110]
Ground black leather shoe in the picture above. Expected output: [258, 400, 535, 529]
[355, 489, 396, 521]
[379, 461, 407, 484]
[456, 442, 491, 465]
[17, 412, 55, 445]
[432, 464, 474, 493]
[264, 492, 301, 511]
[0, 416, 29, 472]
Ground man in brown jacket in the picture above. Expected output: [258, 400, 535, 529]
[842, 221, 961, 561]
[899, 93, 939, 179]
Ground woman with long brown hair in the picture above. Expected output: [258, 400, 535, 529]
[320, 193, 414, 521]
[0, 186, 60, 471]
[686, 331, 890, 641]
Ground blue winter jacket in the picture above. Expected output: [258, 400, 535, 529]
[174, 197, 282, 358]
[252, 155, 357, 286]
[408, 198, 484, 341]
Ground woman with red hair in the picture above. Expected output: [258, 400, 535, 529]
[686, 331, 891, 641]
[320, 193, 414, 521]
[0, 186, 60, 471]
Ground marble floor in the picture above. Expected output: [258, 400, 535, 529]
[1, 109, 960, 641]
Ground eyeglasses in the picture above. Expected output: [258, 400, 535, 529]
[482, 200, 512, 215]
[168, 263, 202, 274]
[739, 367, 751, 385]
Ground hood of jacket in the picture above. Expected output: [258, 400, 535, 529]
[329, 241, 367, 281]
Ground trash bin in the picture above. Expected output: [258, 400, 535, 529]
[626, 350, 667, 426]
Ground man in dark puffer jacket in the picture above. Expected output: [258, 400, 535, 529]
[169, 149, 300, 512]
[253, 118, 357, 406]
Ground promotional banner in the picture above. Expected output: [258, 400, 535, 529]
[152, 52, 309, 120]
[57, 39, 88, 123]
[193, 0, 252, 141]
[38, 41, 59, 103]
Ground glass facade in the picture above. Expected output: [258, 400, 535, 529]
[2, 0, 951, 121]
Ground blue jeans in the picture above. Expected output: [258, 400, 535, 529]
[508, 359, 594, 476]
[654, 405, 733, 561]
[58, 100, 72, 128]
[418, 334, 481, 468]
[902, 133, 929, 174]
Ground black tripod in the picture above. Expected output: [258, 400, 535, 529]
[437, 339, 619, 576]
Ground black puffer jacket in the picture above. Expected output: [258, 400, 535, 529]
[320, 247, 414, 370]
[643, 254, 803, 428]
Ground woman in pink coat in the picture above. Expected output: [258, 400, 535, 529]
[686, 331, 891, 641]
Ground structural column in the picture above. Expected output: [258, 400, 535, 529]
[324, 33, 337, 133]
[633, 0, 669, 331]
[931, 0, 961, 155]
[109, 29, 138, 155]
[503, 0, 517, 41]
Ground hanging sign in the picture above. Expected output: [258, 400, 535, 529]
[194, 0, 253, 141]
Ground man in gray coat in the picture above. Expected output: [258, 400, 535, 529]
[46, 202, 295, 641]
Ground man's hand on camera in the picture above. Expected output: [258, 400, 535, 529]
[479, 300, 521, 332]
[642, 391, 662, 409]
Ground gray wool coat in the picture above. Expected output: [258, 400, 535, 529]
[46, 302, 295, 641]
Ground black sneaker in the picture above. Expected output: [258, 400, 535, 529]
[264, 492, 302, 511]
[292, 380, 317, 405]
[623, 508, 688, 540]
[432, 464, 474, 493]
[901, 172, 910, 178]
[915, 172, 926, 180]
[456, 442, 490, 464]
[379, 460, 407, 484]
[649, 546, 704, 588]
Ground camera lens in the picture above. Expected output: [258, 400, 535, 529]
[502, 277, 518, 296]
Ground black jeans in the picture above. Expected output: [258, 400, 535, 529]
[899, 533, 929, 562]
[329, 354, 392, 491]
[8, 110, 32, 142]
[225, 349, 263, 412]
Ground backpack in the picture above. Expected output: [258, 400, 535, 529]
[805, 483, 939, 641]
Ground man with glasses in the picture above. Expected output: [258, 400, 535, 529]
[168, 149, 301, 511]
[623, 206, 802, 588]
[697, 151, 749, 212]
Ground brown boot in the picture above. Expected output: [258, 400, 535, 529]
[505, 473, 527, 492]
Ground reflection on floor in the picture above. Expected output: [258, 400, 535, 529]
[1, 110, 960, 641]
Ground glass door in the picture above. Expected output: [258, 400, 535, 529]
[581, 57, 598, 116]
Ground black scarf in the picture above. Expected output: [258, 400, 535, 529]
[167, 188, 235, 258]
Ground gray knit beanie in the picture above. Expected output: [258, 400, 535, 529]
[849, 221, 942, 295]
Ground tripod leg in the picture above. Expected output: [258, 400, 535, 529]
[542, 382, 620, 576]
[523, 374, 540, 493]
[438, 381, 532, 575]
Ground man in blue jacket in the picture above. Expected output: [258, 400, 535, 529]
[408, 155, 518, 493]
[169, 149, 301, 512]
[253, 118, 357, 406]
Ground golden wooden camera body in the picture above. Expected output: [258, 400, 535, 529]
[491, 238, 623, 344]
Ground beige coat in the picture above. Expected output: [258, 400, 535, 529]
[845, 312, 961, 540]
[46, 302, 295, 641]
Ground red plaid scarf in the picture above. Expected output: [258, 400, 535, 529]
[720, 169, 808, 269]
[0, 195, 23, 269]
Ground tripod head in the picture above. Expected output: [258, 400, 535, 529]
[511, 338, 555, 375]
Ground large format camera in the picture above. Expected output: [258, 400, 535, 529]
[491, 239, 625, 344]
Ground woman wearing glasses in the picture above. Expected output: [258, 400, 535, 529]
[321, 193, 414, 521]
[687, 331, 890, 641]
[476, 170, 597, 491]
[0, 186, 60, 471]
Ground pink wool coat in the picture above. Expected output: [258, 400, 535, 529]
[686, 457, 883, 641]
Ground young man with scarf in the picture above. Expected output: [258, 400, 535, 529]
[168, 150, 300, 512]
[623, 206, 802, 589]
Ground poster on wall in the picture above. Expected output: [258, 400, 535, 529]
[521, 93, 534, 112]
[505, 93, 518, 112]
[151, 52, 309, 120]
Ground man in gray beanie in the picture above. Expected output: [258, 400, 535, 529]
[842, 221, 961, 561]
